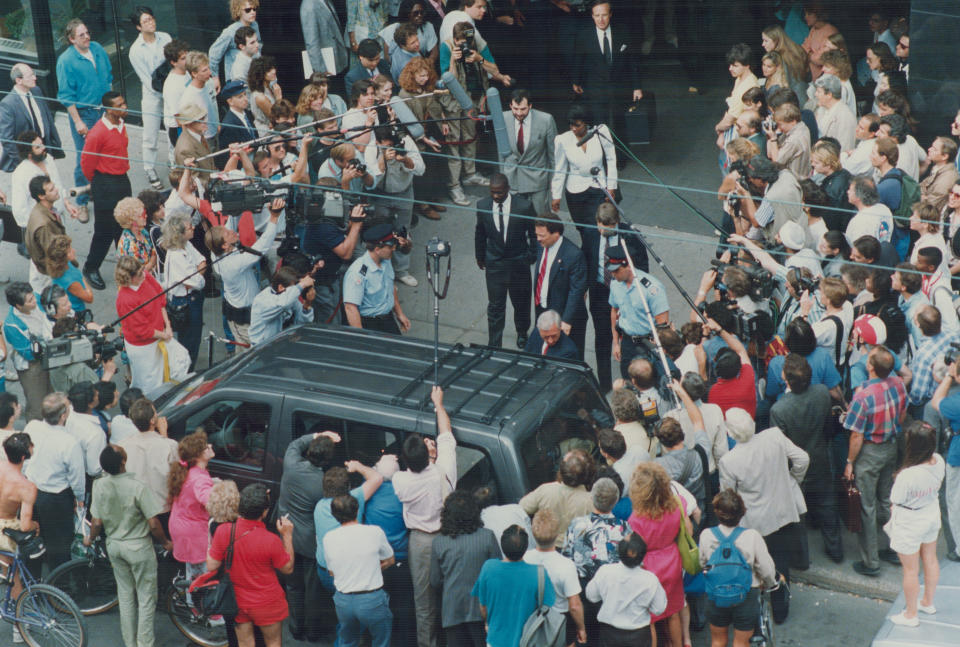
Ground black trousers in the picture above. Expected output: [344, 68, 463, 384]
[444, 621, 485, 647]
[802, 469, 844, 561]
[362, 314, 401, 335]
[763, 522, 801, 623]
[35, 488, 75, 571]
[383, 560, 416, 645]
[485, 259, 532, 347]
[85, 172, 131, 272]
[588, 282, 614, 392]
[285, 553, 330, 641]
[564, 187, 604, 256]
[599, 622, 652, 647]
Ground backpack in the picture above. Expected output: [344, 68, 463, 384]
[518, 565, 566, 647]
[151, 60, 172, 94]
[893, 170, 922, 221]
[703, 527, 753, 608]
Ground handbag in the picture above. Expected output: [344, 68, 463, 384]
[675, 496, 701, 575]
[188, 523, 243, 616]
[840, 476, 863, 533]
[164, 259, 191, 333]
[518, 565, 566, 647]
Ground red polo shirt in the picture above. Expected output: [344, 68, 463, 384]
[209, 518, 291, 611]
[116, 273, 165, 346]
[708, 361, 757, 418]
[81, 117, 130, 180]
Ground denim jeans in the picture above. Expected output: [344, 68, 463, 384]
[67, 108, 101, 206]
[333, 589, 393, 647]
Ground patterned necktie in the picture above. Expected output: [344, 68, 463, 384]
[517, 119, 525, 155]
[498, 203, 506, 243]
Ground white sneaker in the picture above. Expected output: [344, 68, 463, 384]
[397, 273, 419, 287]
[449, 187, 471, 206]
[208, 615, 226, 627]
[12, 626, 23, 643]
[464, 173, 490, 186]
[918, 603, 937, 615]
[889, 612, 919, 627]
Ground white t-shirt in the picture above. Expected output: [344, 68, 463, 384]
[523, 549, 581, 613]
[322, 523, 393, 593]
[162, 71, 190, 129]
[811, 301, 854, 366]
[845, 203, 893, 245]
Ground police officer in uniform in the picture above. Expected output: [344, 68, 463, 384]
[606, 245, 670, 379]
[343, 223, 412, 334]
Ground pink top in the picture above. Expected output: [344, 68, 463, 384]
[169, 466, 214, 564]
[628, 499, 686, 622]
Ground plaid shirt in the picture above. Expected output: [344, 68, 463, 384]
[843, 376, 907, 443]
[909, 331, 960, 405]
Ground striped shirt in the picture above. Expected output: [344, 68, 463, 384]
[843, 376, 907, 444]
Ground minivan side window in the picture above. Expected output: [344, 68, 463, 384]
[455, 445, 496, 495]
[184, 399, 272, 470]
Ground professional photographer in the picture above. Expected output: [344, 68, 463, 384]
[48, 316, 118, 394]
[3, 282, 52, 421]
[728, 155, 804, 246]
[695, 251, 768, 318]
[114, 256, 190, 395]
[729, 225, 822, 293]
[249, 266, 317, 346]
[205, 198, 285, 349]
[370, 125, 425, 287]
[438, 21, 512, 204]
[317, 142, 379, 197]
[343, 224, 412, 334]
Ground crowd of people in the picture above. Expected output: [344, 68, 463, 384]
[0, 1, 958, 647]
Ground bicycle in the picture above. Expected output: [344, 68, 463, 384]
[0, 528, 87, 647]
[47, 540, 226, 647]
[750, 580, 781, 647]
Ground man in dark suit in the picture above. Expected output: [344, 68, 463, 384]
[344, 39, 391, 97]
[217, 80, 259, 169]
[0, 64, 63, 173]
[532, 213, 588, 358]
[524, 310, 580, 360]
[584, 202, 649, 392]
[571, 1, 643, 140]
[476, 174, 537, 348]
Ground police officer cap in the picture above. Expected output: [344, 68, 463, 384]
[221, 80, 247, 99]
[363, 223, 397, 245]
[604, 245, 629, 271]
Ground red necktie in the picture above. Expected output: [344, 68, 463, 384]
[517, 120, 525, 155]
[541, 341, 548, 355]
[535, 248, 548, 305]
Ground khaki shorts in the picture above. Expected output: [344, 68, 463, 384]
[0, 517, 20, 554]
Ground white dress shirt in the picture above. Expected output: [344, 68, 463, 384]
[65, 411, 107, 477]
[164, 242, 206, 296]
[551, 126, 617, 200]
[842, 137, 876, 176]
[11, 158, 67, 227]
[323, 523, 393, 593]
[109, 415, 139, 444]
[596, 27, 612, 57]
[162, 71, 190, 129]
[585, 562, 668, 630]
[391, 432, 457, 532]
[23, 420, 86, 501]
[14, 86, 44, 138]
[535, 237, 563, 308]
[491, 193, 512, 241]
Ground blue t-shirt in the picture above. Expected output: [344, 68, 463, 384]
[472, 559, 554, 647]
[314, 485, 365, 569]
[937, 394, 960, 467]
[363, 482, 409, 561]
[52, 264, 87, 312]
[765, 347, 841, 400]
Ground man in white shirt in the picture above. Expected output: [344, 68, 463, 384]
[23, 392, 85, 569]
[161, 40, 190, 160]
[524, 510, 586, 645]
[229, 26, 260, 82]
[179, 51, 220, 146]
[845, 175, 894, 245]
[813, 75, 857, 153]
[11, 132, 79, 233]
[842, 115, 881, 175]
[248, 267, 315, 346]
[116, 397, 178, 517]
[391, 386, 456, 647]
[65, 383, 107, 479]
[322, 494, 395, 646]
[127, 7, 171, 188]
[802, 277, 855, 369]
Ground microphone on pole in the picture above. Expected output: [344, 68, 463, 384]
[388, 97, 426, 139]
[236, 244, 265, 257]
[577, 126, 601, 147]
[441, 72, 474, 111]
[485, 87, 509, 162]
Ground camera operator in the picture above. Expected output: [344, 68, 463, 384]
[343, 224, 412, 334]
[48, 317, 118, 394]
[728, 225, 822, 292]
[776, 267, 816, 337]
[205, 198, 285, 348]
[317, 143, 379, 197]
[249, 266, 317, 346]
[799, 277, 855, 372]
[250, 133, 313, 233]
[695, 250, 766, 318]
[370, 125, 425, 287]
[3, 282, 52, 421]
[729, 155, 803, 246]
[299, 201, 368, 324]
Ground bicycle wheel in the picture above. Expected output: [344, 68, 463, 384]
[45, 558, 118, 616]
[15, 583, 87, 647]
[164, 585, 228, 647]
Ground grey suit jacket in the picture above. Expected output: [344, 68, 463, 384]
[501, 108, 557, 194]
[0, 88, 62, 172]
[301, 0, 348, 76]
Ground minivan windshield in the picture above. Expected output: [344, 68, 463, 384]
[520, 381, 613, 491]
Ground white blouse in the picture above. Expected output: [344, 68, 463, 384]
[551, 125, 618, 200]
[164, 242, 206, 297]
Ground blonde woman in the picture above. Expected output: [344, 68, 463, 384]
[115, 196, 157, 275]
[760, 52, 789, 97]
[761, 24, 809, 102]
[161, 213, 206, 368]
[295, 80, 347, 128]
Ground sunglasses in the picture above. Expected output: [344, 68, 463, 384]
[243, 6, 257, 12]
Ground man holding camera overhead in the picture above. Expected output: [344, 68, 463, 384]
[343, 223, 412, 334]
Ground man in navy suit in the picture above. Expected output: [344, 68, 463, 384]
[571, 1, 643, 141]
[532, 213, 587, 358]
[476, 174, 537, 348]
[217, 79, 260, 168]
[344, 39, 391, 97]
[524, 310, 580, 360]
[0, 64, 63, 173]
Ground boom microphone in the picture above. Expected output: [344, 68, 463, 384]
[388, 97, 426, 139]
[441, 72, 474, 111]
[236, 244, 265, 257]
[485, 87, 509, 162]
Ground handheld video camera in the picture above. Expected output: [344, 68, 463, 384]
[208, 176, 290, 215]
[711, 259, 776, 302]
[32, 320, 124, 371]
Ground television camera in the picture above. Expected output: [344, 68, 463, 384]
[32, 314, 124, 371]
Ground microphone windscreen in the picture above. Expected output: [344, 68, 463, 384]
[441, 72, 474, 111]
[485, 87, 509, 162]
[389, 98, 425, 139]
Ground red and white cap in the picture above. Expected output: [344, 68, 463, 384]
[853, 314, 886, 346]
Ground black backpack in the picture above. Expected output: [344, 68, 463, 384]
[151, 60, 172, 94]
